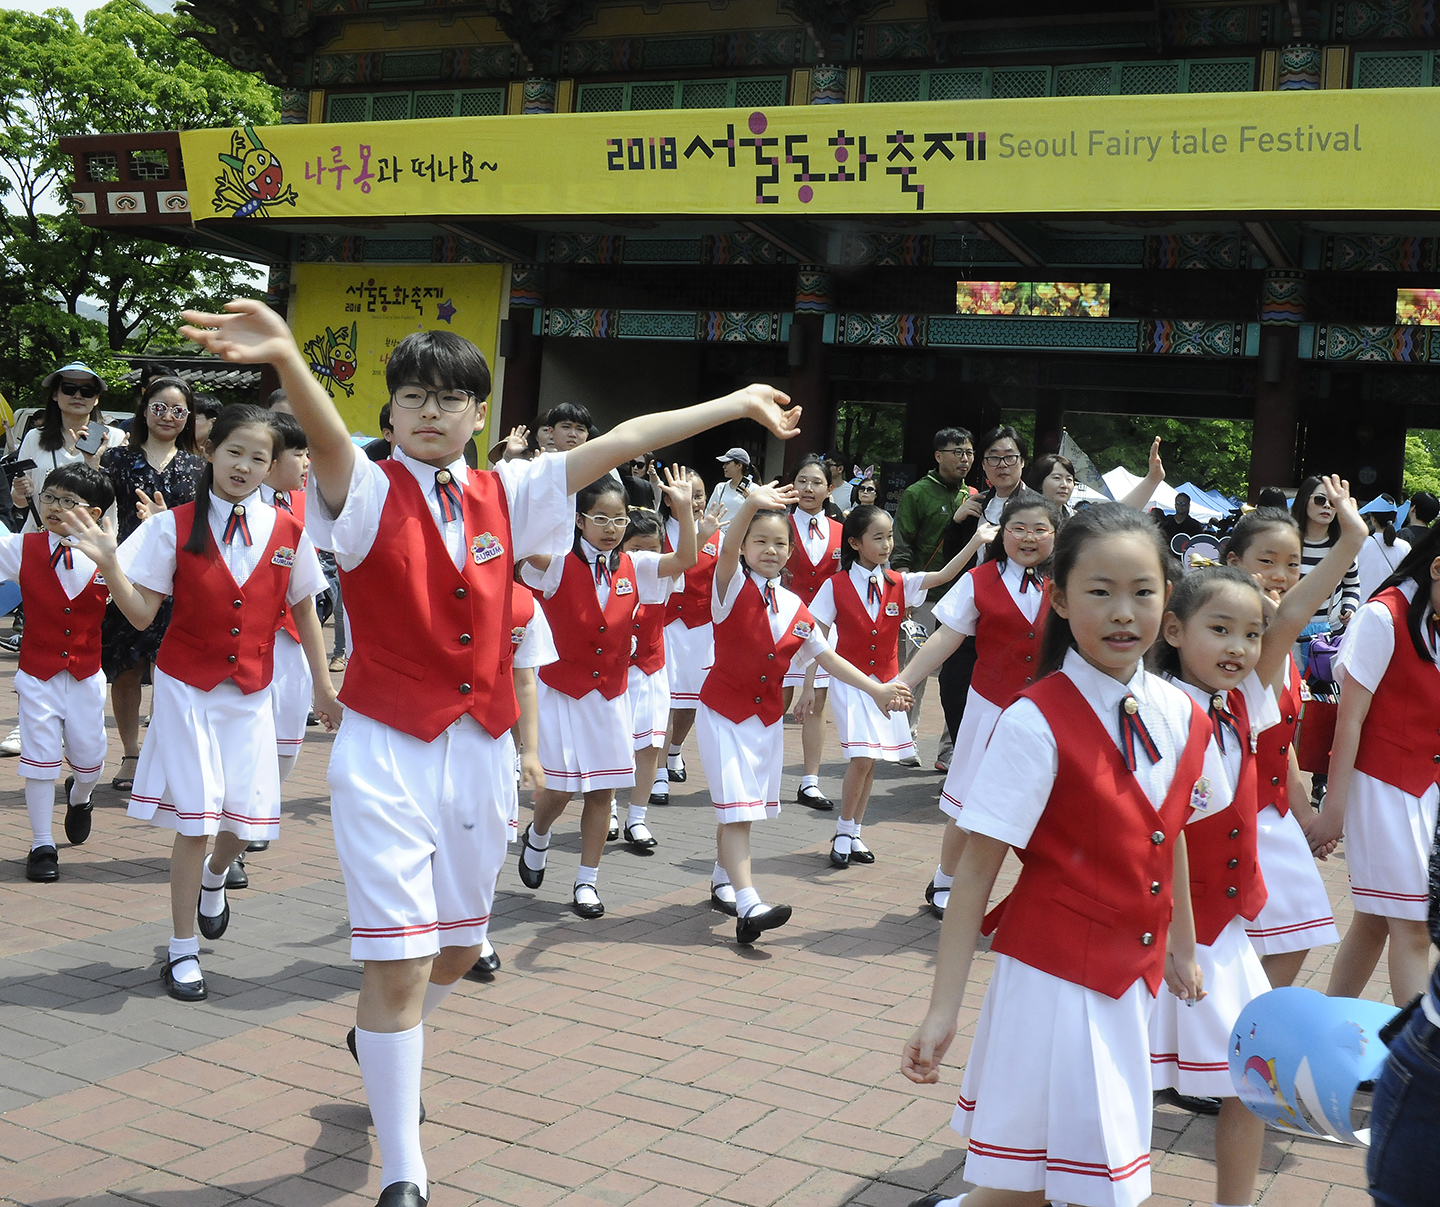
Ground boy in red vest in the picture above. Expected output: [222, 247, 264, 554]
[1, 463, 114, 882]
[180, 298, 801, 1207]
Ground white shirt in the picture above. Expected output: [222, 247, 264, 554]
[513, 605, 557, 670]
[792, 509, 833, 565]
[932, 559, 1045, 635]
[1167, 670, 1280, 825]
[961, 647, 1232, 849]
[831, 481, 855, 513]
[119, 490, 325, 604]
[1355, 532, 1410, 603]
[523, 541, 671, 608]
[16, 427, 126, 533]
[713, 566, 830, 669]
[809, 563, 928, 626]
[308, 443, 572, 573]
[706, 479, 751, 530]
[1334, 579, 1440, 693]
[0, 530, 101, 598]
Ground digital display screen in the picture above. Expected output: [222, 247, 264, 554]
[1396, 288, 1440, 325]
[956, 281, 1111, 317]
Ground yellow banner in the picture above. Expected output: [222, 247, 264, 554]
[182, 88, 1430, 219]
[290, 263, 505, 453]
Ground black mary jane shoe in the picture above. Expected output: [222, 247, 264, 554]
[224, 855, 249, 889]
[469, 948, 502, 978]
[797, 785, 834, 811]
[572, 884, 605, 920]
[1154, 1086, 1222, 1115]
[848, 840, 875, 865]
[736, 903, 792, 946]
[25, 845, 58, 883]
[163, 953, 208, 1002]
[923, 880, 946, 920]
[647, 788, 669, 806]
[517, 825, 546, 890]
[828, 839, 850, 869]
[607, 814, 621, 842]
[624, 822, 658, 850]
[246, 839, 270, 853]
[666, 757, 686, 783]
[376, 1183, 427, 1207]
[197, 892, 230, 941]
[346, 1027, 427, 1123]
[62, 777, 93, 846]
[710, 886, 738, 916]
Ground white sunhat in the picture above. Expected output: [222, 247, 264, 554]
[40, 362, 105, 393]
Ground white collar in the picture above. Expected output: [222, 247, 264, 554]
[747, 566, 781, 592]
[394, 444, 468, 491]
[1061, 646, 1148, 708]
[210, 487, 262, 513]
[579, 537, 610, 563]
[1167, 674, 1229, 714]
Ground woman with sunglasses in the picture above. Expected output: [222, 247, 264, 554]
[1291, 474, 1362, 656]
[12, 363, 124, 532]
[98, 377, 205, 792]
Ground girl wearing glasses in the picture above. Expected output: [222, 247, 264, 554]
[516, 472, 698, 919]
[98, 376, 204, 793]
[13, 363, 123, 533]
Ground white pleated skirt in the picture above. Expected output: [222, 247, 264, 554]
[1150, 915, 1271, 1097]
[1244, 804, 1339, 953]
[828, 675, 914, 762]
[1344, 770, 1439, 920]
[939, 688, 1003, 819]
[664, 619, 713, 704]
[694, 701, 782, 824]
[127, 667, 281, 840]
[954, 955, 1157, 1207]
[628, 664, 671, 750]
[270, 631, 313, 754]
[536, 680, 635, 794]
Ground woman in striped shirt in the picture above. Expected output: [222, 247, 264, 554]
[1292, 475, 1361, 642]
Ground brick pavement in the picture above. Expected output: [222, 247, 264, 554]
[0, 640, 1393, 1206]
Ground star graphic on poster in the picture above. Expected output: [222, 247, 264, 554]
[436, 299, 456, 323]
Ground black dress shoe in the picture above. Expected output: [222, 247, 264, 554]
[517, 825, 545, 889]
[376, 1183, 427, 1207]
[624, 822, 658, 849]
[848, 840, 875, 865]
[736, 903, 792, 945]
[25, 845, 58, 882]
[469, 948, 501, 977]
[224, 856, 249, 889]
[572, 884, 605, 919]
[62, 777, 92, 846]
[163, 953, 207, 1002]
[647, 788, 669, 806]
[923, 880, 946, 920]
[710, 886, 738, 916]
[797, 785, 833, 811]
[829, 840, 850, 869]
[246, 839, 270, 852]
[908, 1195, 949, 1207]
[607, 814, 620, 841]
[347, 1027, 426, 1123]
[1154, 1086, 1222, 1115]
[666, 757, 686, 783]
[197, 893, 230, 940]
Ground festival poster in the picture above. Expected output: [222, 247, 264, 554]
[289, 263, 506, 454]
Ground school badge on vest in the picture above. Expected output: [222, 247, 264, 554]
[271, 546, 296, 568]
[613, 577, 634, 595]
[792, 620, 813, 639]
[1190, 775, 1213, 812]
[885, 602, 900, 616]
[702, 542, 717, 556]
[831, 548, 841, 559]
[510, 625, 526, 646]
[472, 532, 504, 564]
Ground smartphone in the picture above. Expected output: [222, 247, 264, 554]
[74, 421, 107, 455]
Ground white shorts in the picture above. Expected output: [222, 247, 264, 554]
[1245, 804, 1339, 954]
[15, 667, 106, 782]
[664, 620, 713, 704]
[270, 631, 312, 754]
[828, 675, 914, 762]
[1150, 916, 1270, 1098]
[1344, 770, 1438, 920]
[954, 955, 1156, 1207]
[537, 680, 635, 794]
[128, 668, 281, 841]
[939, 688, 1003, 819]
[329, 710, 515, 961]
[628, 664, 670, 751]
[695, 702, 781, 824]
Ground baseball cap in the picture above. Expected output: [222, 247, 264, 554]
[717, 447, 751, 467]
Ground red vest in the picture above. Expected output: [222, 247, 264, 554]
[1354, 586, 1440, 796]
[155, 502, 301, 695]
[1255, 654, 1301, 817]
[505, 579, 535, 671]
[787, 512, 841, 605]
[538, 551, 639, 701]
[340, 462, 518, 741]
[664, 532, 718, 629]
[271, 485, 308, 644]
[968, 561, 1048, 707]
[17, 534, 108, 681]
[831, 569, 904, 681]
[700, 576, 812, 725]
[1185, 687, 1268, 946]
[986, 673, 1209, 999]
[632, 602, 668, 676]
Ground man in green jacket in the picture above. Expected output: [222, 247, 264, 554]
[892, 427, 978, 767]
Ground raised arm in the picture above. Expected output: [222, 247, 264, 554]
[655, 466, 698, 579]
[564, 385, 799, 496]
[920, 521, 998, 591]
[180, 300, 356, 516]
[1117, 437, 1165, 511]
[1255, 475, 1366, 688]
[57, 510, 166, 631]
[713, 482, 795, 599]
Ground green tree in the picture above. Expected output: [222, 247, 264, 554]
[1403, 431, 1440, 498]
[1058, 414, 1252, 499]
[0, 2, 277, 406]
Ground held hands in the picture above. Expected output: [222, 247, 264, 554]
[55, 507, 117, 567]
[519, 749, 544, 791]
[793, 684, 817, 721]
[179, 298, 300, 367]
[901, 1013, 957, 1085]
[871, 679, 914, 715]
[735, 384, 801, 442]
[1164, 952, 1206, 1004]
[312, 681, 344, 732]
[658, 464, 692, 514]
[1301, 806, 1343, 859]
[135, 489, 167, 522]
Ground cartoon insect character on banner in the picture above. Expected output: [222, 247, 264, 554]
[302, 323, 358, 398]
[211, 127, 299, 218]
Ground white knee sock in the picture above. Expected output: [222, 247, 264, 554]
[168, 935, 203, 984]
[199, 857, 228, 918]
[421, 979, 454, 1021]
[277, 751, 299, 783]
[69, 773, 100, 807]
[355, 1025, 427, 1195]
[24, 780, 55, 849]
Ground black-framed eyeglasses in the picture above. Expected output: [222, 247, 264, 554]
[983, 453, 1022, 468]
[38, 491, 84, 510]
[938, 446, 973, 457]
[58, 381, 100, 399]
[391, 385, 476, 412]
